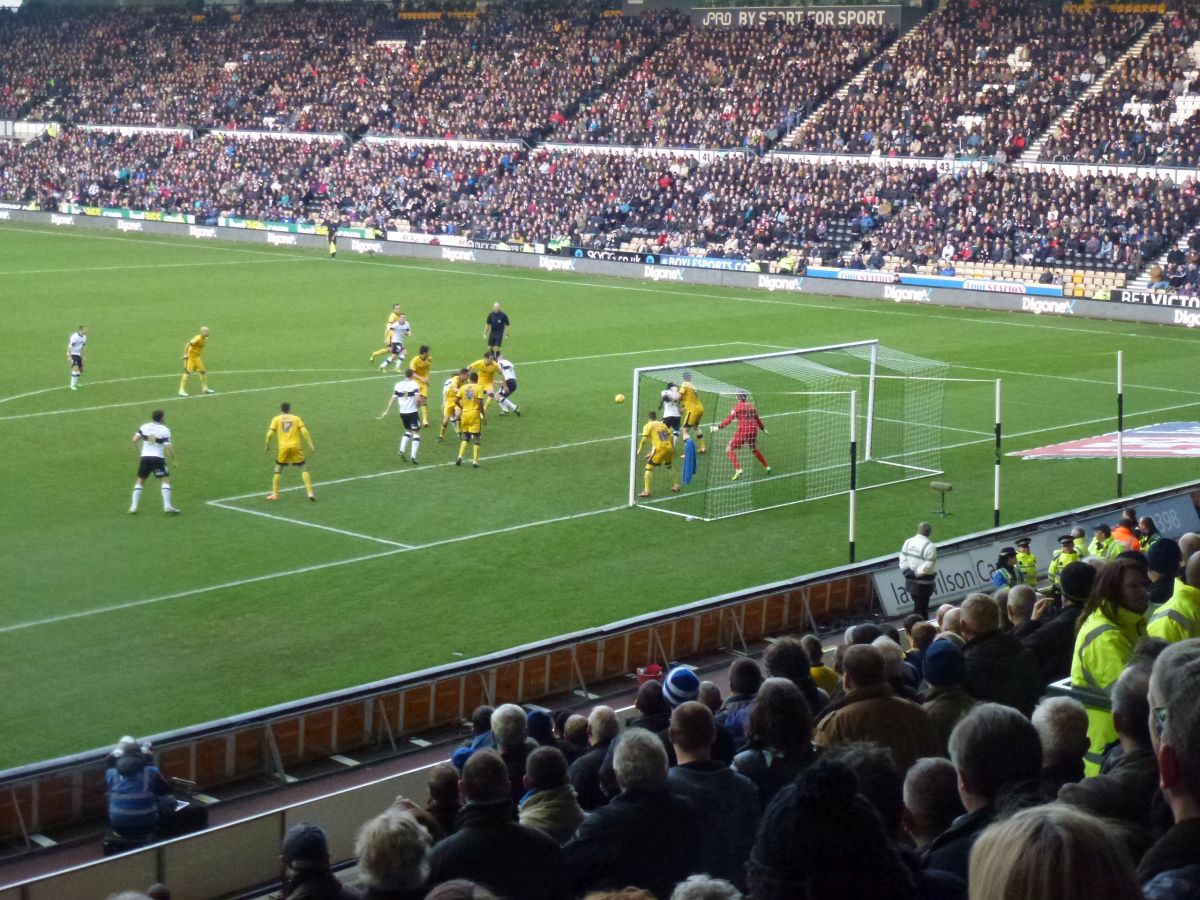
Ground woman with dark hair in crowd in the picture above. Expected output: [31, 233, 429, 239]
[1072, 556, 1150, 772]
[762, 636, 828, 714]
[747, 759, 916, 900]
[732, 677, 819, 806]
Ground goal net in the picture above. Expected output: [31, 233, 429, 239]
[628, 340, 950, 521]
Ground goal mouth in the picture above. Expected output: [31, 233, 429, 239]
[629, 341, 951, 522]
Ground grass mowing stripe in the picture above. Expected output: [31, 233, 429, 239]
[0, 504, 627, 634]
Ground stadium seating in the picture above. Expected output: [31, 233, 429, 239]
[791, 0, 1148, 158]
[1040, 9, 1200, 166]
[855, 167, 1200, 277]
[563, 18, 895, 149]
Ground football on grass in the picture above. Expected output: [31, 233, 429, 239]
[614, 394, 626, 404]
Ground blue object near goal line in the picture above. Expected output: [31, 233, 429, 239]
[683, 438, 697, 485]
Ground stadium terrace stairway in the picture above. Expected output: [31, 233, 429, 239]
[1023, 19, 1166, 162]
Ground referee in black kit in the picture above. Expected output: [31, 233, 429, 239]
[485, 302, 510, 353]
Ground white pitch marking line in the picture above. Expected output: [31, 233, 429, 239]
[0, 374, 384, 422]
[256, 244, 1200, 346]
[11, 222, 1199, 346]
[749, 343, 1200, 399]
[0, 547, 410, 635]
[207, 500, 414, 548]
[208, 435, 627, 503]
[0, 368, 370, 406]
[0, 504, 625, 635]
[939, 398, 1200, 453]
[0, 257, 312, 277]
[0, 342, 746, 422]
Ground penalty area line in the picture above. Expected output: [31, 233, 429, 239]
[0, 505, 627, 635]
[207, 500, 415, 548]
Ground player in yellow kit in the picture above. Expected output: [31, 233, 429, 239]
[411, 345, 432, 427]
[470, 351, 501, 413]
[678, 371, 705, 453]
[637, 410, 680, 497]
[369, 304, 403, 362]
[178, 326, 214, 397]
[455, 371, 486, 467]
[440, 367, 468, 441]
[265, 402, 316, 501]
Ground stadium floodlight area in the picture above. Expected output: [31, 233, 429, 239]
[629, 340, 951, 521]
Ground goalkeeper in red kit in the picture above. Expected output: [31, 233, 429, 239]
[713, 391, 770, 481]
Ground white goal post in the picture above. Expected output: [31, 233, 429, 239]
[628, 339, 953, 522]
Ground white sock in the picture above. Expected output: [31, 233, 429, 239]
[161, 484, 172, 509]
[400, 433, 410, 454]
[70, 373, 79, 387]
[410, 435, 420, 461]
[502, 398, 516, 411]
[130, 484, 142, 511]
[380, 358, 390, 369]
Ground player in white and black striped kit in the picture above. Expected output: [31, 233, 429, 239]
[496, 355, 520, 416]
[379, 369, 425, 463]
[67, 325, 87, 391]
[129, 409, 180, 514]
[379, 314, 413, 372]
[660, 381, 682, 442]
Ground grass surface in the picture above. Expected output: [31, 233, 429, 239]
[2, 222, 1199, 768]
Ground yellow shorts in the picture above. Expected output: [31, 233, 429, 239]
[460, 415, 482, 436]
[276, 448, 305, 466]
[649, 448, 674, 467]
[444, 402, 458, 420]
[683, 409, 703, 427]
[185, 357, 206, 374]
[479, 383, 495, 396]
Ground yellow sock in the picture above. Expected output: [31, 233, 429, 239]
[473, 443, 480, 462]
[179, 374, 188, 393]
[272, 473, 281, 494]
[484, 395, 493, 411]
[439, 423, 446, 438]
[644, 467, 652, 493]
[301, 471, 313, 494]
[421, 409, 429, 426]
[371, 348, 386, 359]
[458, 440, 468, 459]
[200, 374, 208, 392]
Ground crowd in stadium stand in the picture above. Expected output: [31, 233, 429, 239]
[108, 519, 1200, 900]
[792, 0, 1147, 159]
[1039, 9, 1200, 167]
[856, 168, 1200, 275]
[561, 19, 895, 150]
[8, 128, 1200, 278]
[0, 4, 676, 140]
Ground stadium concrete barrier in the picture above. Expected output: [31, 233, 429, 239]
[0, 207, 1193, 328]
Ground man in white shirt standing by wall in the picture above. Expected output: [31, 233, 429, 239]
[900, 521, 937, 620]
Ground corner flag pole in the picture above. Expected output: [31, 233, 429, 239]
[849, 389, 858, 563]
[993, 379, 1002, 528]
[1116, 351, 1125, 499]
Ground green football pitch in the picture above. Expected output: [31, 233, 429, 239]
[2, 222, 1199, 769]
